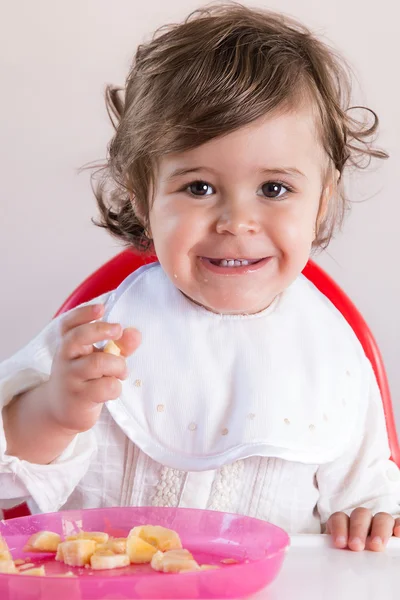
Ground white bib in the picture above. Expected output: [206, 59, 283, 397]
[105, 263, 364, 471]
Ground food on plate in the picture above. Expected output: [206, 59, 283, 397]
[66, 531, 109, 545]
[55, 540, 97, 567]
[0, 524, 229, 577]
[24, 531, 61, 553]
[126, 535, 158, 564]
[128, 525, 182, 552]
[90, 549, 130, 570]
[19, 566, 46, 576]
[0, 535, 12, 561]
[151, 549, 200, 573]
[220, 557, 239, 564]
[0, 560, 18, 574]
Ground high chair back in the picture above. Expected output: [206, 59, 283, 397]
[3, 251, 398, 520]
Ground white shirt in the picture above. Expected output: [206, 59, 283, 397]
[0, 263, 399, 534]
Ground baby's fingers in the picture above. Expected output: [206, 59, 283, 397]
[60, 304, 104, 335]
[114, 328, 142, 357]
[366, 513, 394, 552]
[83, 376, 122, 404]
[69, 353, 128, 383]
[61, 321, 122, 360]
[348, 508, 373, 551]
[327, 512, 349, 549]
[394, 518, 400, 537]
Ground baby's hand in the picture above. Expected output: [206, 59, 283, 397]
[327, 508, 400, 551]
[46, 304, 141, 433]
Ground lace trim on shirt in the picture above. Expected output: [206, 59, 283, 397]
[151, 466, 186, 507]
[208, 461, 245, 512]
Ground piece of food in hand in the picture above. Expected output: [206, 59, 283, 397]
[103, 341, 121, 356]
[151, 549, 200, 574]
[0, 560, 18, 574]
[55, 540, 97, 567]
[19, 566, 46, 576]
[24, 531, 61, 553]
[129, 525, 182, 552]
[0, 535, 12, 561]
[126, 535, 158, 564]
[66, 531, 109, 545]
[90, 549, 130, 570]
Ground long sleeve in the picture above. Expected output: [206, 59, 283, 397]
[0, 294, 109, 513]
[317, 360, 400, 526]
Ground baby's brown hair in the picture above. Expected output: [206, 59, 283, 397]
[94, 2, 387, 251]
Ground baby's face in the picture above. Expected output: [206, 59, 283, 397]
[149, 107, 329, 314]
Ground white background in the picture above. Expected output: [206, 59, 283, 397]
[0, 1, 399, 422]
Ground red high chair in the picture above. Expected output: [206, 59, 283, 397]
[3, 251, 399, 520]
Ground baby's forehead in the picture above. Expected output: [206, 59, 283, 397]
[158, 107, 326, 178]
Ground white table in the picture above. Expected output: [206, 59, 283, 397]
[254, 535, 400, 600]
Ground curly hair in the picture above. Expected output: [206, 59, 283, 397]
[93, 2, 387, 251]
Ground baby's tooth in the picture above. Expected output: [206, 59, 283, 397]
[221, 259, 228, 267]
[228, 260, 235, 267]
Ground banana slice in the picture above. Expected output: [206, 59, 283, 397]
[96, 537, 127, 554]
[0, 534, 12, 561]
[129, 525, 182, 552]
[0, 560, 18, 574]
[151, 549, 200, 574]
[24, 531, 61, 553]
[55, 540, 96, 567]
[126, 535, 158, 564]
[66, 531, 109, 545]
[90, 549, 130, 570]
[19, 566, 46, 576]
[103, 341, 121, 356]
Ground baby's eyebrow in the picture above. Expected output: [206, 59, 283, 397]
[257, 167, 307, 179]
[164, 165, 307, 181]
[165, 166, 214, 181]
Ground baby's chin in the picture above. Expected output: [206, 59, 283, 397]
[181, 289, 276, 316]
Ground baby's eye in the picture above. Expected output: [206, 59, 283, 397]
[258, 182, 290, 199]
[186, 181, 215, 196]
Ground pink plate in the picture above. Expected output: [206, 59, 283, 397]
[0, 506, 289, 599]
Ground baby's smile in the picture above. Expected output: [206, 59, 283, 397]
[199, 256, 272, 275]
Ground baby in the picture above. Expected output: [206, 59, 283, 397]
[1, 3, 399, 552]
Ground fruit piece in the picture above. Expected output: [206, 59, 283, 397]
[220, 558, 239, 564]
[66, 531, 109, 545]
[103, 341, 121, 356]
[0, 535, 12, 561]
[24, 531, 61, 553]
[14, 559, 26, 566]
[126, 536, 158, 564]
[90, 549, 130, 570]
[129, 525, 182, 552]
[96, 537, 127, 554]
[200, 564, 220, 570]
[0, 560, 18, 574]
[18, 563, 35, 570]
[150, 549, 200, 574]
[55, 540, 96, 567]
[19, 566, 46, 576]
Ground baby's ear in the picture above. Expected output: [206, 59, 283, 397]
[315, 170, 340, 237]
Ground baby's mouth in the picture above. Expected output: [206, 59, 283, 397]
[205, 258, 264, 268]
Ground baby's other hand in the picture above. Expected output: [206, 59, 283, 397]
[327, 508, 400, 551]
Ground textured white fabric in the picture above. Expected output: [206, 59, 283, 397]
[0, 264, 399, 533]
